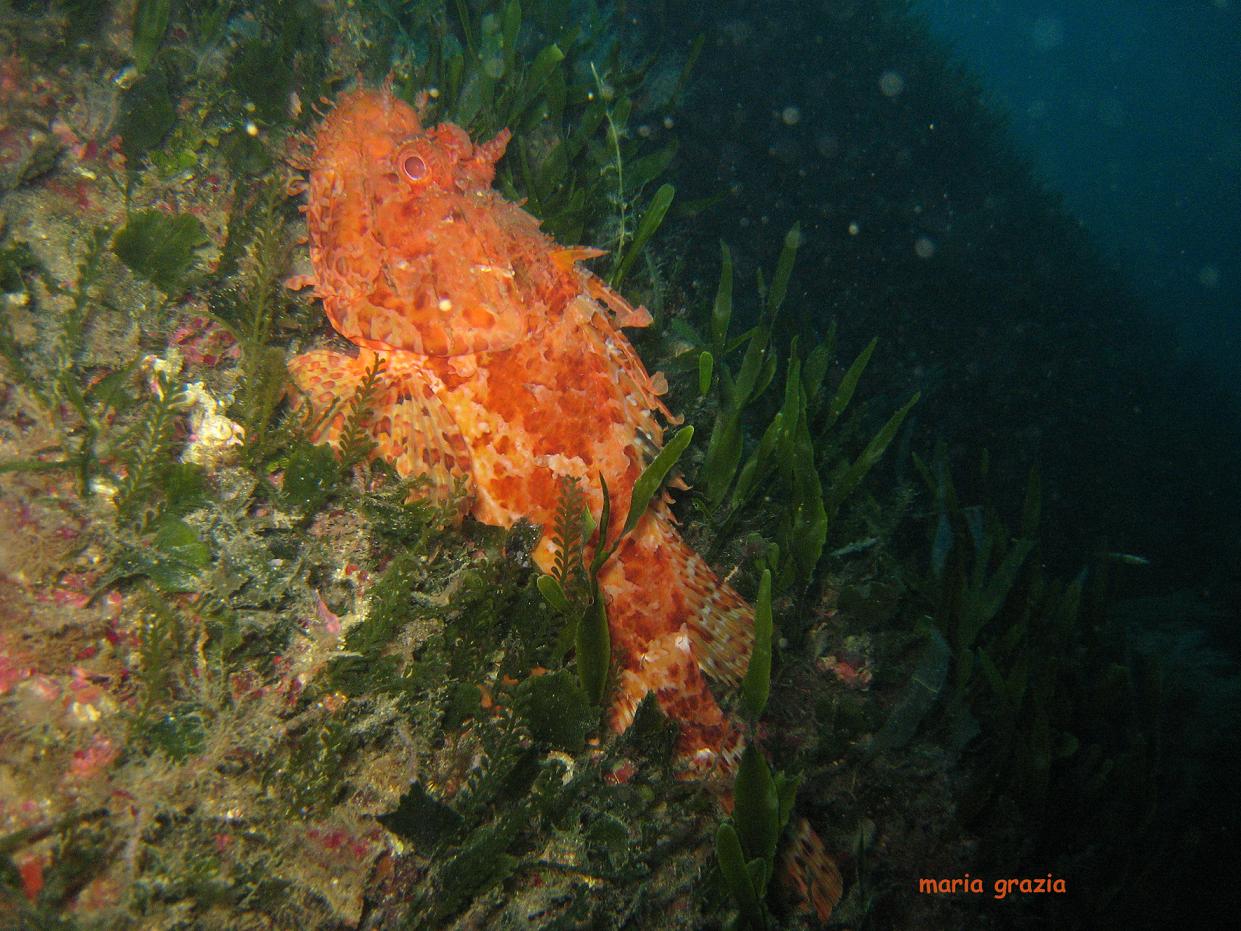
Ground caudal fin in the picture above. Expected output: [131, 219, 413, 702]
[633, 506, 756, 687]
[779, 816, 845, 924]
[598, 507, 752, 777]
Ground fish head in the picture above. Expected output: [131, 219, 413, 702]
[312, 87, 426, 171]
[307, 89, 532, 356]
[312, 89, 510, 203]
[392, 122, 512, 196]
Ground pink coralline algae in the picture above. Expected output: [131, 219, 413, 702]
[68, 734, 119, 780]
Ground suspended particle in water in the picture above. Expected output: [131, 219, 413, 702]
[914, 236, 936, 259]
[781, 105, 801, 125]
[1198, 265, 1221, 288]
[816, 132, 840, 159]
[1031, 15, 1065, 51]
[879, 70, 905, 98]
[848, 221, 860, 236]
[1097, 97, 1125, 129]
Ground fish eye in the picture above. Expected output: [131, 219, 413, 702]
[397, 146, 429, 184]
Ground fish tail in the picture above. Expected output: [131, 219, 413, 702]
[649, 506, 755, 689]
[608, 624, 745, 779]
[779, 816, 845, 923]
[598, 506, 753, 776]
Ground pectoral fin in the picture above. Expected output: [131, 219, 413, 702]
[287, 347, 474, 513]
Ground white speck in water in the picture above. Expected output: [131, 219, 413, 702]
[879, 70, 905, 97]
[1031, 15, 1065, 51]
[1198, 265, 1221, 288]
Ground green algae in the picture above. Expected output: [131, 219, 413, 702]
[130, 0, 171, 73]
[0, 227, 143, 498]
[378, 781, 464, 849]
[714, 742, 802, 930]
[113, 211, 209, 296]
[685, 227, 917, 600]
[279, 439, 339, 517]
[739, 569, 773, 720]
[116, 71, 178, 166]
[715, 820, 765, 929]
[112, 374, 190, 526]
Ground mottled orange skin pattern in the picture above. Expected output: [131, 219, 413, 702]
[287, 88, 755, 778]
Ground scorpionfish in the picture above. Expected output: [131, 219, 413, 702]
[287, 88, 841, 921]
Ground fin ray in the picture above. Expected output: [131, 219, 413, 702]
[779, 816, 845, 923]
[286, 347, 474, 510]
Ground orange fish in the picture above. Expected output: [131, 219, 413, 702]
[286, 87, 840, 919]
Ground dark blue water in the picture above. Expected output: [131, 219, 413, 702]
[917, 0, 1241, 382]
